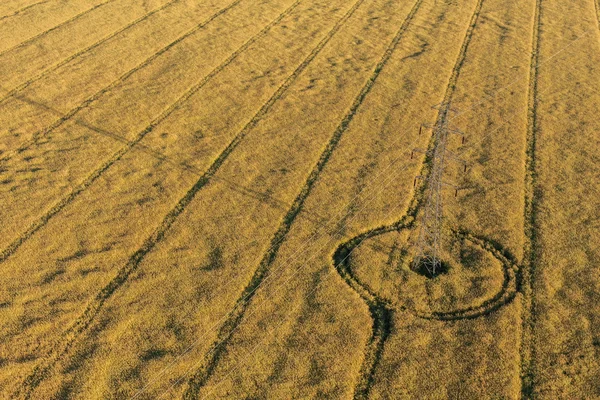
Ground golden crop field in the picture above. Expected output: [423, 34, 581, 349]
[1, 0, 599, 398]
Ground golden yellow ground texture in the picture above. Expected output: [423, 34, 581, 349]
[1, 0, 599, 398]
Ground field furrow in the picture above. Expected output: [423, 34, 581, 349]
[0, 0, 176, 101]
[1, 0, 378, 396]
[0, 0, 309, 264]
[525, 0, 600, 396]
[188, 0, 540, 396]
[172, 0, 502, 397]
[182, 0, 428, 396]
[520, 0, 543, 395]
[349, 0, 493, 394]
[12, 0, 421, 397]
[0, 0, 303, 335]
[0, 0, 250, 250]
[2, 0, 598, 397]
[0, 0, 232, 156]
[0, 0, 49, 21]
[0, 0, 114, 55]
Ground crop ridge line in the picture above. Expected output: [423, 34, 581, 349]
[0, 0, 117, 58]
[0, 0, 301, 263]
[520, 0, 542, 397]
[120, 0, 380, 395]
[157, 131, 415, 400]
[11, 0, 346, 396]
[0, 0, 50, 22]
[179, 0, 426, 397]
[0, 0, 184, 106]
[194, 187, 415, 400]
[0, 0, 243, 164]
[197, 8, 600, 395]
[323, 0, 489, 396]
[0, 0, 300, 266]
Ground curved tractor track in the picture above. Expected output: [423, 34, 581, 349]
[181, 0, 523, 397]
[181, 0, 427, 397]
[14, 0, 373, 397]
[331, 0, 523, 397]
[333, 200, 520, 398]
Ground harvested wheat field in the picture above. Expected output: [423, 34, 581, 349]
[1, 0, 599, 398]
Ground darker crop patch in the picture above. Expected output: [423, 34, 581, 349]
[411, 258, 450, 279]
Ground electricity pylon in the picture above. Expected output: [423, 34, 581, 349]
[412, 102, 466, 277]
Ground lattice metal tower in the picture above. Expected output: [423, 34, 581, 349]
[412, 102, 465, 277]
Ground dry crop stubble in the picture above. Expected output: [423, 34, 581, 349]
[0, 0, 232, 155]
[180, 0, 430, 394]
[0, 0, 114, 54]
[14, 0, 423, 397]
[195, 0, 556, 396]
[527, 0, 600, 396]
[1, 0, 599, 397]
[4, 0, 384, 396]
[0, 0, 252, 250]
[0, 0, 328, 329]
[355, 0, 534, 396]
[349, 0, 600, 397]
[0, 3, 330, 390]
[176, 0, 521, 397]
[0, 0, 174, 97]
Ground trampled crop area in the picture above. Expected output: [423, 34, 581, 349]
[1, 0, 599, 398]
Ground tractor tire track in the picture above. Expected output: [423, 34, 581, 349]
[0, 0, 255, 265]
[335, 225, 517, 322]
[328, 0, 491, 396]
[0, 0, 304, 264]
[0, 0, 50, 22]
[0, 0, 117, 58]
[0, 0, 243, 163]
[15, 0, 367, 395]
[334, 222, 518, 397]
[520, 0, 542, 397]
[181, 0, 426, 397]
[0, 0, 183, 105]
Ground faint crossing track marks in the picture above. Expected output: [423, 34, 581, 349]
[0, 0, 250, 265]
[0, 0, 117, 57]
[324, 0, 506, 396]
[520, 0, 542, 397]
[0, 0, 185, 105]
[0, 0, 50, 22]
[180, 0, 428, 396]
[15, 0, 367, 395]
[0, 0, 243, 161]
